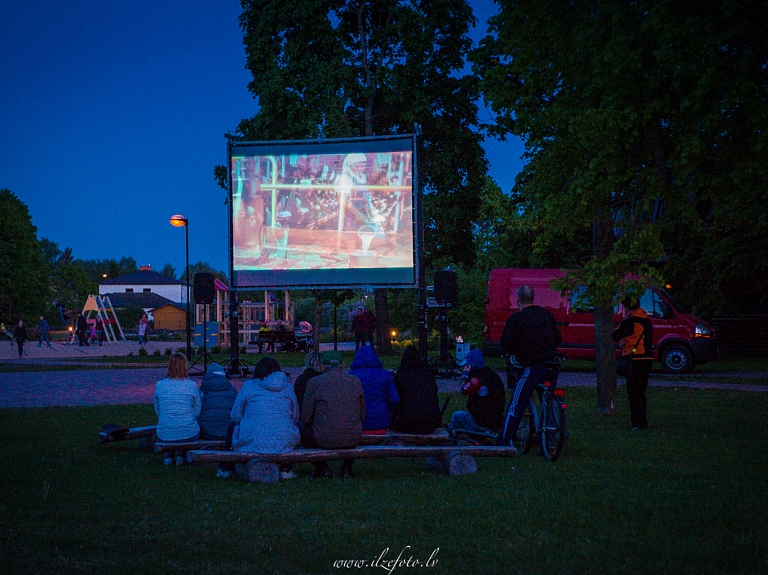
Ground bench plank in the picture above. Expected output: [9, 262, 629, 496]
[358, 429, 452, 446]
[153, 439, 225, 454]
[187, 445, 517, 465]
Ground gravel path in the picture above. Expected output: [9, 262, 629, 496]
[2, 359, 765, 409]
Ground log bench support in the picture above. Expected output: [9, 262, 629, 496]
[187, 445, 517, 483]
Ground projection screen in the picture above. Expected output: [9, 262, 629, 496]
[229, 135, 418, 289]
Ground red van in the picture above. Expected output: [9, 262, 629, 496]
[482, 269, 718, 374]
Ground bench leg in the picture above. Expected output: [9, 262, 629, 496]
[425, 451, 478, 476]
[236, 459, 280, 483]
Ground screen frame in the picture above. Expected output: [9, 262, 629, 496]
[227, 134, 421, 290]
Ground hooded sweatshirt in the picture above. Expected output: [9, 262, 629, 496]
[198, 363, 237, 439]
[350, 345, 400, 430]
[231, 371, 300, 453]
[390, 347, 443, 434]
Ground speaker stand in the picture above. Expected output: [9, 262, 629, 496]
[189, 304, 215, 374]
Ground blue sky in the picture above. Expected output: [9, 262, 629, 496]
[1, 1, 524, 277]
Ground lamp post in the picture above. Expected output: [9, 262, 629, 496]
[170, 214, 191, 359]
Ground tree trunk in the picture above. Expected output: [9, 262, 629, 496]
[594, 303, 618, 414]
[374, 288, 392, 353]
[593, 210, 618, 415]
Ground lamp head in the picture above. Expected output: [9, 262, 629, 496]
[169, 214, 188, 227]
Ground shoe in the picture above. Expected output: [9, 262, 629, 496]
[313, 463, 333, 479]
[631, 424, 649, 431]
[280, 470, 297, 480]
[164, 454, 173, 466]
[340, 461, 355, 479]
[341, 467, 355, 479]
[175, 454, 185, 466]
[216, 469, 231, 479]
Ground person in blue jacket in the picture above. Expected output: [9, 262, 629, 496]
[198, 363, 237, 440]
[349, 345, 399, 431]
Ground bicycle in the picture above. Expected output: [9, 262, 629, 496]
[511, 366, 567, 461]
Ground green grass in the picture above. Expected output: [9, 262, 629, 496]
[1, 387, 766, 574]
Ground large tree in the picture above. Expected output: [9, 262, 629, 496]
[472, 0, 768, 412]
[236, 0, 487, 352]
[0, 189, 49, 322]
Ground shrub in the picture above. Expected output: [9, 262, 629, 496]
[153, 350, 161, 356]
[138, 348, 148, 357]
[164, 348, 172, 356]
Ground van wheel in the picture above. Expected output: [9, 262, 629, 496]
[661, 344, 694, 374]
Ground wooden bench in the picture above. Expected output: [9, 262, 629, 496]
[99, 425, 156, 443]
[358, 429, 452, 446]
[187, 445, 517, 482]
[153, 439, 226, 454]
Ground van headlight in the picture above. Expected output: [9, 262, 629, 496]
[695, 323, 712, 337]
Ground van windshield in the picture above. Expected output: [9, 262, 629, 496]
[660, 287, 690, 314]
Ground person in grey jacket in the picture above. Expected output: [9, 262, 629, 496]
[153, 353, 202, 466]
[231, 357, 300, 479]
[198, 363, 237, 440]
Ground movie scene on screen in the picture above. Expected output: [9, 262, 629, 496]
[231, 142, 415, 288]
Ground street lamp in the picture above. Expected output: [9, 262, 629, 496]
[170, 214, 191, 359]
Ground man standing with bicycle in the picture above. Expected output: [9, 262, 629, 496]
[497, 285, 562, 448]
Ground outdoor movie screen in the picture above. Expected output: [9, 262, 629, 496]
[229, 136, 417, 289]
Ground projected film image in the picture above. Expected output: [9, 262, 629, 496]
[231, 141, 415, 288]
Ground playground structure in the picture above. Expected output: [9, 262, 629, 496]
[82, 295, 126, 343]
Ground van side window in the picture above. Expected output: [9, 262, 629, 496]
[570, 286, 593, 313]
[640, 289, 667, 318]
[570, 286, 621, 314]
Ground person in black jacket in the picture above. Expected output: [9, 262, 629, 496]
[294, 351, 323, 411]
[612, 296, 654, 430]
[13, 320, 27, 357]
[390, 346, 443, 434]
[450, 349, 505, 433]
[497, 285, 562, 447]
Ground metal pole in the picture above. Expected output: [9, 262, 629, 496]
[185, 222, 191, 360]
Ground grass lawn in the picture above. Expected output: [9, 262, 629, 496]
[1, 386, 766, 574]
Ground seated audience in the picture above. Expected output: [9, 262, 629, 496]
[349, 345, 399, 432]
[153, 353, 202, 466]
[390, 346, 443, 434]
[450, 349, 505, 434]
[231, 357, 300, 480]
[198, 363, 237, 440]
[301, 351, 365, 478]
[293, 351, 323, 410]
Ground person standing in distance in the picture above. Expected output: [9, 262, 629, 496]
[497, 285, 562, 447]
[612, 295, 654, 430]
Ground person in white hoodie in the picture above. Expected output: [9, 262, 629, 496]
[231, 357, 300, 479]
[153, 353, 202, 466]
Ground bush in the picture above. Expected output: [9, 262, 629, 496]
[138, 348, 148, 357]
[209, 345, 222, 354]
[164, 348, 172, 356]
[153, 350, 161, 356]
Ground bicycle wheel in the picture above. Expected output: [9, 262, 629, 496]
[513, 409, 534, 454]
[540, 395, 566, 461]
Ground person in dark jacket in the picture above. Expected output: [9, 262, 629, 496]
[198, 363, 237, 440]
[390, 346, 443, 434]
[13, 320, 27, 357]
[302, 351, 366, 478]
[293, 351, 323, 410]
[76, 312, 89, 347]
[451, 348, 506, 432]
[612, 296, 654, 430]
[497, 285, 562, 447]
[349, 345, 399, 431]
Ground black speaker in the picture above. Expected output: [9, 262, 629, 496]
[193, 273, 216, 304]
[434, 270, 458, 305]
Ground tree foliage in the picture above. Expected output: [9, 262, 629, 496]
[236, 0, 487, 353]
[474, 0, 768, 313]
[472, 0, 768, 410]
[0, 189, 49, 322]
